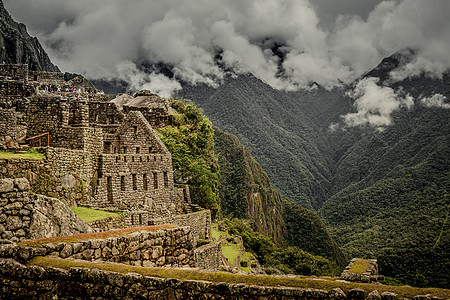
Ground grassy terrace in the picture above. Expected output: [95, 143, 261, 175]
[28, 256, 450, 298]
[347, 259, 372, 274]
[70, 206, 122, 223]
[18, 225, 177, 248]
[0, 150, 45, 160]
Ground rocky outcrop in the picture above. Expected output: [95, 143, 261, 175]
[0, 178, 92, 242]
[0, 0, 60, 72]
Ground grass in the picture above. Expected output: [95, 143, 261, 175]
[347, 259, 372, 274]
[222, 243, 241, 266]
[28, 256, 450, 299]
[0, 149, 45, 160]
[239, 251, 255, 273]
[18, 224, 178, 248]
[70, 206, 122, 223]
[211, 224, 224, 240]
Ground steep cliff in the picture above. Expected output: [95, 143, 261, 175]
[0, 0, 59, 72]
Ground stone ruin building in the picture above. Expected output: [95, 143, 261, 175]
[0, 64, 211, 244]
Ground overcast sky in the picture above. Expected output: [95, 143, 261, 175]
[4, 0, 450, 98]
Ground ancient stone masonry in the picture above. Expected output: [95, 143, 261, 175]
[194, 240, 222, 270]
[0, 108, 26, 148]
[0, 178, 92, 242]
[0, 257, 442, 299]
[150, 210, 212, 244]
[0, 64, 214, 271]
[0, 226, 194, 268]
[341, 258, 383, 283]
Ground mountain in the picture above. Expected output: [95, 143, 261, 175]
[178, 75, 348, 210]
[0, 0, 59, 71]
[178, 52, 450, 287]
[214, 127, 345, 266]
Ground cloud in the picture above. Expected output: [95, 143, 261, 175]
[4, 0, 450, 95]
[420, 94, 450, 109]
[342, 77, 413, 128]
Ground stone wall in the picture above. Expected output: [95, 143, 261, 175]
[194, 240, 222, 270]
[29, 70, 65, 86]
[149, 210, 212, 243]
[0, 258, 435, 300]
[341, 258, 382, 283]
[0, 108, 26, 148]
[0, 225, 194, 268]
[123, 105, 170, 129]
[0, 64, 28, 82]
[88, 216, 125, 232]
[0, 178, 92, 242]
[88, 101, 124, 125]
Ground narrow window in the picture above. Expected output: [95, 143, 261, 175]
[147, 156, 149, 162]
[123, 147, 127, 154]
[121, 176, 125, 191]
[148, 146, 152, 153]
[140, 157, 142, 162]
[124, 156, 127, 162]
[132, 174, 137, 190]
[136, 147, 140, 154]
[163, 172, 169, 188]
[115, 156, 118, 163]
[107, 177, 113, 202]
[132, 156, 135, 162]
[139, 214, 142, 224]
[153, 172, 158, 189]
[143, 173, 148, 190]
[133, 126, 138, 134]
[154, 156, 157, 161]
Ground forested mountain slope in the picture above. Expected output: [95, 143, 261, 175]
[178, 52, 450, 287]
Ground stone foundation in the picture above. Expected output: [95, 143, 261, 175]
[0, 178, 92, 242]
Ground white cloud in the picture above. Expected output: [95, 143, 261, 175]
[4, 0, 450, 95]
[420, 94, 450, 109]
[342, 77, 413, 128]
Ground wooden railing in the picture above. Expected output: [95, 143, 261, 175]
[26, 132, 49, 147]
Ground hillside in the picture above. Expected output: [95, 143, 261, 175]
[157, 100, 345, 268]
[0, 0, 59, 71]
[178, 52, 450, 287]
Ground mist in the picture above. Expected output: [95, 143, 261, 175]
[4, 0, 450, 97]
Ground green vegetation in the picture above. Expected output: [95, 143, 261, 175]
[179, 63, 450, 288]
[0, 149, 45, 160]
[70, 206, 121, 223]
[347, 259, 371, 274]
[28, 256, 450, 299]
[222, 243, 241, 266]
[157, 99, 220, 215]
[215, 127, 345, 266]
[224, 218, 341, 276]
[18, 224, 177, 248]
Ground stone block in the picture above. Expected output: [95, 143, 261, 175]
[14, 178, 30, 191]
[381, 292, 398, 300]
[368, 290, 381, 300]
[347, 288, 365, 300]
[0, 179, 14, 193]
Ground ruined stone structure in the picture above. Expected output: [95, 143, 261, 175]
[0, 178, 92, 242]
[0, 63, 211, 244]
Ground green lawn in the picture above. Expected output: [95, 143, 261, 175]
[222, 243, 241, 267]
[347, 259, 372, 274]
[211, 223, 226, 240]
[0, 150, 45, 160]
[70, 206, 121, 223]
